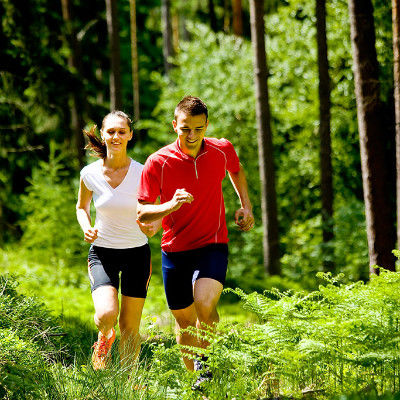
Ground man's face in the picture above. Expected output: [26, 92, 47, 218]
[172, 112, 208, 157]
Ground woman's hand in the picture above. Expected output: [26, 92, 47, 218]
[84, 227, 98, 243]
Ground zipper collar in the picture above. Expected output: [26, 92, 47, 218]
[174, 138, 207, 161]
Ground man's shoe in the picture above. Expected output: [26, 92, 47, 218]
[192, 358, 212, 391]
[91, 328, 116, 370]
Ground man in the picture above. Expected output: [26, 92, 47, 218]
[136, 96, 254, 386]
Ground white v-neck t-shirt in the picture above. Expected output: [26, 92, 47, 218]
[80, 158, 148, 249]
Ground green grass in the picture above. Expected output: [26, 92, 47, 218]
[3, 248, 400, 399]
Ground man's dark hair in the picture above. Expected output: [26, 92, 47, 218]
[174, 96, 208, 121]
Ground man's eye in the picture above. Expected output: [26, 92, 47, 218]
[195, 129, 202, 132]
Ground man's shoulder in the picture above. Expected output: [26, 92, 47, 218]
[204, 137, 234, 152]
[147, 142, 178, 164]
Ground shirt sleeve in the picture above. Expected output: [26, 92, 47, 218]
[80, 168, 94, 191]
[220, 139, 240, 173]
[137, 156, 161, 203]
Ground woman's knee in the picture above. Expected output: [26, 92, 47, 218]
[95, 307, 118, 326]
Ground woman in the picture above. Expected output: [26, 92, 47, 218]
[76, 111, 159, 370]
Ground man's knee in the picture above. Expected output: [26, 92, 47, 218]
[174, 313, 197, 330]
[196, 301, 218, 324]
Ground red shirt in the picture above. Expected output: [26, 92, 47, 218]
[137, 137, 240, 252]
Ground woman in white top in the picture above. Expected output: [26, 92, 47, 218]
[76, 111, 159, 370]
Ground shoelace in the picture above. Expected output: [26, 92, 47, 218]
[93, 336, 108, 357]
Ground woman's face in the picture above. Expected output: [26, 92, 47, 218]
[101, 115, 133, 154]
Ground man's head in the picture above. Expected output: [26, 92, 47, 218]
[174, 96, 208, 122]
[173, 97, 209, 157]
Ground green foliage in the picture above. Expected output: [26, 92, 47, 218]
[19, 142, 86, 266]
[0, 275, 62, 399]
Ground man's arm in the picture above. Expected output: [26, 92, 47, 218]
[228, 163, 255, 231]
[137, 188, 194, 223]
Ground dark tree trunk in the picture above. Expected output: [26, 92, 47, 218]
[232, 0, 243, 36]
[249, 0, 280, 275]
[129, 0, 140, 122]
[348, 0, 396, 274]
[393, 0, 400, 248]
[161, 0, 175, 75]
[224, 0, 230, 33]
[61, 0, 85, 169]
[105, 0, 122, 110]
[316, 0, 334, 271]
[209, 0, 218, 31]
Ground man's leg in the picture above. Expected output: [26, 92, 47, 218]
[193, 278, 223, 349]
[171, 303, 198, 370]
[119, 296, 145, 368]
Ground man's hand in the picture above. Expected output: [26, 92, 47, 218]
[84, 227, 98, 243]
[169, 188, 194, 212]
[235, 208, 254, 231]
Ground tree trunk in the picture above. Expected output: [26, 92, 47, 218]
[129, 0, 140, 122]
[249, 0, 280, 275]
[393, 0, 400, 248]
[224, 0, 230, 33]
[161, 0, 175, 75]
[232, 0, 243, 36]
[60, 0, 85, 169]
[209, 0, 218, 31]
[316, 0, 334, 271]
[105, 0, 122, 110]
[348, 0, 396, 274]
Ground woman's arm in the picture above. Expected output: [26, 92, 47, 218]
[76, 178, 98, 243]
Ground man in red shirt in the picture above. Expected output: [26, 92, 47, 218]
[137, 96, 254, 385]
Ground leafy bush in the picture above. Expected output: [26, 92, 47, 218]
[0, 275, 63, 399]
[19, 142, 86, 266]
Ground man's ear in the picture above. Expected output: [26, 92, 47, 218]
[172, 120, 177, 132]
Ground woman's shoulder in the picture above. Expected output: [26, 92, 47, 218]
[80, 159, 102, 178]
[129, 158, 144, 173]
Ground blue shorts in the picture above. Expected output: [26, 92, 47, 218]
[88, 244, 151, 298]
[161, 243, 228, 310]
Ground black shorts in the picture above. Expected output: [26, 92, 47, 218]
[161, 243, 228, 310]
[87, 244, 151, 298]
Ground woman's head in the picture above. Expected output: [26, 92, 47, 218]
[84, 111, 133, 159]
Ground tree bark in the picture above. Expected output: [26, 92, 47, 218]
[60, 0, 85, 169]
[105, 0, 122, 110]
[348, 0, 396, 274]
[316, 0, 334, 271]
[249, 0, 280, 275]
[129, 0, 140, 122]
[209, 0, 218, 31]
[232, 0, 243, 36]
[393, 0, 400, 248]
[161, 0, 175, 75]
[224, 0, 230, 33]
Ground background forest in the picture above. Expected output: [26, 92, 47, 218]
[1, 0, 400, 399]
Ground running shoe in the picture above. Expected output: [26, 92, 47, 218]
[192, 358, 213, 391]
[91, 328, 116, 370]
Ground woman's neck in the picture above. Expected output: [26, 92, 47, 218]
[104, 152, 130, 169]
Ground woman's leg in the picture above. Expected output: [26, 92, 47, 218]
[119, 295, 146, 368]
[92, 285, 119, 335]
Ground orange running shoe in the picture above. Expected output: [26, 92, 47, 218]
[91, 328, 116, 370]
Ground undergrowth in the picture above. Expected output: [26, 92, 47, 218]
[2, 266, 400, 399]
